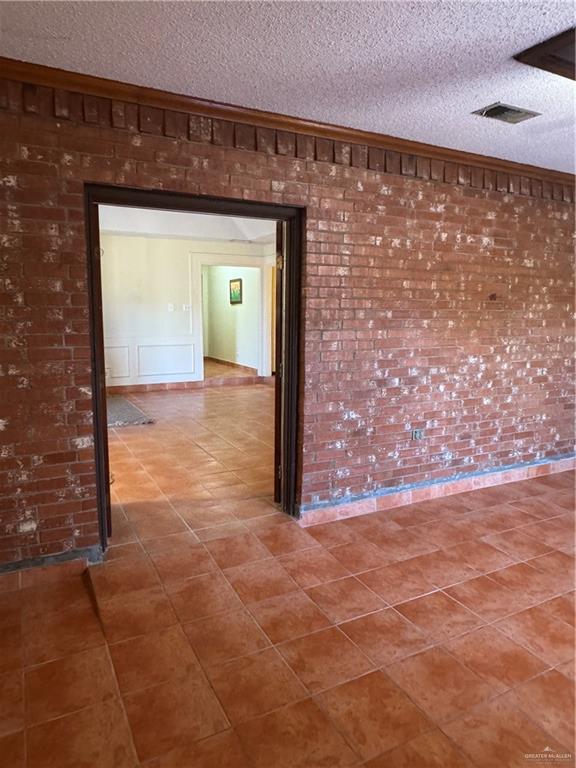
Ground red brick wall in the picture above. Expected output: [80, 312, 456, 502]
[0, 78, 574, 565]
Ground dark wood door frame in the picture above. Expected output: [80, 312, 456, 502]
[84, 184, 304, 551]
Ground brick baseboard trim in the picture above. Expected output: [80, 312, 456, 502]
[298, 455, 575, 526]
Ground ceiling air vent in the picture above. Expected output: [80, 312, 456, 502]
[472, 102, 541, 124]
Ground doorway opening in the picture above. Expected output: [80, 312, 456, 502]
[85, 186, 303, 551]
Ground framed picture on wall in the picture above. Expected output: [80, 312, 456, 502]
[229, 278, 243, 305]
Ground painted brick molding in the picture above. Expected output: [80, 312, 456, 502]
[0, 65, 574, 567]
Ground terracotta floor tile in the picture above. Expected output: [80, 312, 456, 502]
[453, 511, 512, 539]
[520, 517, 573, 551]
[445, 625, 548, 692]
[334, 505, 378, 534]
[110, 625, 200, 693]
[502, 478, 552, 498]
[124, 669, 228, 762]
[0, 572, 20, 594]
[15, 391, 575, 768]
[204, 532, 270, 569]
[244, 511, 292, 531]
[255, 524, 319, 555]
[0, 613, 21, 674]
[248, 590, 331, 643]
[0, 732, 24, 768]
[557, 659, 575, 681]
[535, 472, 575, 492]
[104, 542, 144, 561]
[364, 727, 475, 767]
[358, 558, 438, 604]
[25, 646, 116, 725]
[306, 576, 385, 623]
[405, 496, 473, 519]
[481, 503, 539, 531]
[167, 571, 242, 622]
[236, 698, 358, 768]
[384, 504, 438, 527]
[20, 559, 86, 588]
[98, 585, 178, 644]
[306, 521, 360, 547]
[328, 540, 387, 573]
[395, 591, 483, 641]
[122, 501, 170, 522]
[27, 697, 137, 768]
[277, 547, 349, 588]
[388, 646, 494, 723]
[21, 579, 92, 621]
[141, 531, 200, 554]
[445, 575, 518, 621]
[368, 527, 439, 563]
[496, 604, 575, 666]
[23, 604, 105, 665]
[528, 551, 575, 593]
[544, 491, 575, 512]
[340, 608, 431, 665]
[510, 495, 569, 520]
[0, 670, 23, 737]
[277, 626, 374, 693]
[482, 529, 553, 561]
[203, 471, 247, 490]
[411, 549, 478, 588]
[206, 647, 306, 724]
[488, 562, 559, 605]
[316, 670, 431, 760]
[181, 507, 237, 530]
[208, 482, 253, 500]
[183, 608, 270, 667]
[89, 555, 160, 600]
[146, 729, 252, 768]
[540, 593, 575, 627]
[129, 510, 188, 540]
[506, 670, 575, 749]
[441, 697, 569, 768]
[108, 512, 138, 546]
[414, 520, 473, 548]
[446, 540, 514, 573]
[342, 514, 389, 533]
[195, 521, 252, 542]
[232, 498, 278, 521]
[149, 544, 217, 584]
[224, 558, 298, 603]
[529, 550, 575, 576]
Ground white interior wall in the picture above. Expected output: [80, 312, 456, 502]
[101, 232, 275, 385]
[202, 266, 261, 369]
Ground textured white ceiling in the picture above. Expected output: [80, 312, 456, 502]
[99, 206, 276, 241]
[0, 1, 574, 172]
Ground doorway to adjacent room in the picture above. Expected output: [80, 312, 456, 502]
[85, 186, 303, 551]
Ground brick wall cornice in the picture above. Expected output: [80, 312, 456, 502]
[0, 55, 573, 203]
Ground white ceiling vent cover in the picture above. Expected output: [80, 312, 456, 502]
[472, 102, 541, 124]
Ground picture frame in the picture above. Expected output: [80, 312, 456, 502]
[229, 278, 243, 305]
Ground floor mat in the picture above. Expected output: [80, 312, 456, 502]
[107, 395, 154, 427]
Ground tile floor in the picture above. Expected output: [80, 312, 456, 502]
[0, 387, 574, 767]
[203, 359, 256, 380]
